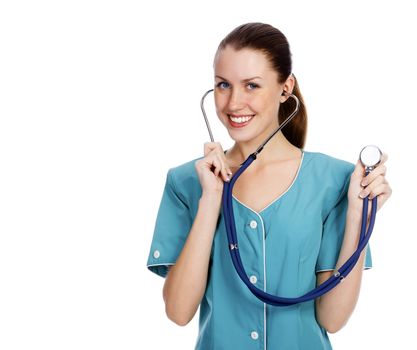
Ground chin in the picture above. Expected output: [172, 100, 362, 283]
[227, 130, 254, 143]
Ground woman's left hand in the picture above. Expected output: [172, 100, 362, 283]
[348, 152, 392, 215]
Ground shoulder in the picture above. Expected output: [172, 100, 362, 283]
[301, 150, 355, 212]
[302, 150, 355, 185]
[167, 156, 202, 188]
[164, 155, 203, 207]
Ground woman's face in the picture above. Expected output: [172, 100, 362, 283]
[214, 45, 286, 144]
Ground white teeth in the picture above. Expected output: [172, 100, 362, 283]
[229, 115, 254, 123]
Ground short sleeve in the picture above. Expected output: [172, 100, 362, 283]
[315, 174, 372, 273]
[146, 169, 193, 278]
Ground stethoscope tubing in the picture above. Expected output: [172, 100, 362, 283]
[222, 156, 377, 306]
[200, 89, 215, 142]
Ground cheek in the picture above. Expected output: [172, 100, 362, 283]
[249, 94, 277, 113]
[214, 95, 225, 122]
[265, 92, 280, 112]
[214, 93, 227, 114]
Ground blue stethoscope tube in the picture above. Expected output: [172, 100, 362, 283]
[222, 153, 377, 306]
[200, 89, 378, 306]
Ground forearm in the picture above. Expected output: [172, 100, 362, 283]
[162, 192, 221, 325]
[316, 208, 368, 333]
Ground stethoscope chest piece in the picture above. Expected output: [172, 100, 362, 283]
[360, 145, 382, 173]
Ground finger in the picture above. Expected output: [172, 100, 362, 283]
[212, 147, 232, 176]
[219, 154, 232, 177]
[380, 152, 388, 164]
[211, 155, 223, 177]
[359, 175, 386, 198]
[204, 141, 223, 155]
[368, 182, 390, 201]
[216, 156, 224, 178]
[204, 142, 219, 156]
[369, 151, 388, 177]
[220, 166, 230, 182]
[219, 157, 232, 182]
[372, 184, 393, 210]
[201, 153, 218, 172]
[211, 153, 232, 181]
[352, 159, 364, 177]
[372, 181, 392, 200]
[361, 164, 387, 186]
[203, 142, 233, 176]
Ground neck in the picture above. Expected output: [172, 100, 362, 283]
[227, 132, 300, 168]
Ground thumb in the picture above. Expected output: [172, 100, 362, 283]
[352, 159, 365, 179]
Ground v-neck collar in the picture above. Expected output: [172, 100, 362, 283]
[231, 150, 306, 215]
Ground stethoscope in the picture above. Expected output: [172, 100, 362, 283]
[200, 88, 382, 306]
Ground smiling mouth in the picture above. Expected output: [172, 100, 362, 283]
[227, 114, 255, 125]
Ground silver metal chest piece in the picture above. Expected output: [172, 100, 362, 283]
[359, 145, 382, 172]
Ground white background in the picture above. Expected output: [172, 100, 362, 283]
[1, 0, 416, 349]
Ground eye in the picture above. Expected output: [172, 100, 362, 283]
[216, 81, 230, 89]
[247, 82, 259, 90]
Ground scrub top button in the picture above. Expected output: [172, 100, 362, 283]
[249, 275, 257, 284]
[153, 250, 160, 259]
[249, 220, 258, 229]
[251, 331, 259, 340]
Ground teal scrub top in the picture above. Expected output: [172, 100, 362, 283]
[147, 150, 372, 350]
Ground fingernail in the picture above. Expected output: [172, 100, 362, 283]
[225, 176, 230, 182]
[359, 192, 366, 198]
[361, 180, 367, 186]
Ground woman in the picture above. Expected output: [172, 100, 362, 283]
[147, 22, 392, 349]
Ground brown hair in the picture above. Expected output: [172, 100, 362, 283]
[216, 22, 308, 149]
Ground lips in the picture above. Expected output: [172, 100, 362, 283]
[227, 114, 255, 128]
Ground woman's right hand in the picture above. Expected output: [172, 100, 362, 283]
[195, 142, 233, 195]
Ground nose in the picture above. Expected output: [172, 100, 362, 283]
[227, 88, 246, 112]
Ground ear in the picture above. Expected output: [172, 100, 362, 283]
[279, 74, 296, 103]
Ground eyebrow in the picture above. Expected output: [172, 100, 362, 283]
[215, 75, 262, 82]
